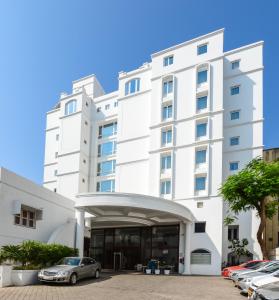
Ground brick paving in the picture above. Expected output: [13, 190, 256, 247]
[0, 272, 245, 300]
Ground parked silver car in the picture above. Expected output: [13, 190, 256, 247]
[38, 257, 101, 285]
[253, 281, 279, 300]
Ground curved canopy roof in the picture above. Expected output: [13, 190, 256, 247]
[75, 192, 193, 227]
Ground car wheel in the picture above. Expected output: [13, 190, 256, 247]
[69, 273, 77, 285]
[95, 269, 100, 279]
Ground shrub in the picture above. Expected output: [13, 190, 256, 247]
[0, 241, 78, 269]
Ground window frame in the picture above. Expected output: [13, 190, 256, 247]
[96, 179, 115, 192]
[197, 44, 208, 55]
[230, 136, 240, 146]
[163, 55, 174, 67]
[14, 207, 36, 229]
[98, 122, 117, 139]
[230, 85, 240, 95]
[65, 99, 77, 116]
[161, 128, 173, 146]
[194, 222, 206, 233]
[230, 161, 239, 171]
[163, 80, 174, 97]
[230, 110, 240, 120]
[196, 122, 207, 139]
[162, 103, 173, 120]
[125, 78, 140, 96]
[231, 60, 240, 70]
[97, 160, 116, 176]
[191, 249, 211, 265]
[196, 95, 208, 111]
[161, 154, 172, 171]
[160, 180, 171, 195]
[195, 176, 206, 191]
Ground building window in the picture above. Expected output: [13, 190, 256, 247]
[97, 107, 101, 112]
[230, 110, 240, 120]
[197, 202, 203, 208]
[65, 100, 77, 116]
[163, 80, 173, 96]
[231, 86, 240, 95]
[83, 159, 86, 164]
[195, 176, 206, 191]
[197, 44, 207, 55]
[197, 96, 207, 110]
[98, 141, 117, 157]
[162, 104, 173, 120]
[82, 178, 85, 183]
[161, 180, 171, 195]
[56, 134, 59, 141]
[228, 225, 239, 240]
[54, 170, 58, 176]
[196, 123, 207, 138]
[230, 162, 239, 171]
[54, 188, 57, 193]
[125, 78, 140, 95]
[191, 249, 211, 264]
[14, 208, 36, 229]
[96, 179, 115, 192]
[162, 129, 172, 146]
[98, 122, 117, 139]
[114, 101, 118, 107]
[161, 155, 171, 170]
[85, 102, 88, 107]
[85, 121, 88, 125]
[197, 70, 208, 84]
[163, 55, 173, 67]
[97, 160, 116, 176]
[84, 139, 87, 144]
[196, 149, 206, 164]
[194, 222, 206, 233]
[55, 152, 58, 158]
[105, 104, 110, 110]
[230, 136, 239, 146]
[231, 60, 240, 70]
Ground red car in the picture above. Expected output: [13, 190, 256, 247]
[222, 260, 268, 278]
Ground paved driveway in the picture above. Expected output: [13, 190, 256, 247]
[0, 272, 245, 300]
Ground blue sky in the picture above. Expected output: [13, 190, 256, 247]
[0, 0, 278, 184]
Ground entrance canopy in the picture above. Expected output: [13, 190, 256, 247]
[75, 192, 193, 227]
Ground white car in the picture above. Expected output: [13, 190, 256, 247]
[231, 261, 275, 283]
[237, 264, 279, 294]
[247, 273, 279, 299]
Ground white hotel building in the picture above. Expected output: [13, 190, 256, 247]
[1, 29, 263, 275]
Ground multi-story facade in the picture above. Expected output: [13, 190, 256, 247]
[43, 29, 264, 275]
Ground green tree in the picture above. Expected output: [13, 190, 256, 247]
[220, 157, 279, 259]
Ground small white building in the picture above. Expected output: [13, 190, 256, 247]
[0, 29, 264, 275]
[0, 168, 76, 248]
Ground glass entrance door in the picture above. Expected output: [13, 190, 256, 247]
[90, 225, 179, 271]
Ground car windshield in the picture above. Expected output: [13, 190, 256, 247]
[261, 264, 279, 274]
[58, 258, 81, 266]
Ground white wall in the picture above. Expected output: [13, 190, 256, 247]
[0, 168, 75, 247]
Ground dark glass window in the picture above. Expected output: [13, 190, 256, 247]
[194, 222, 206, 233]
[228, 225, 239, 240]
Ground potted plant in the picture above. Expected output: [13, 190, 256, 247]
[155, 268, 160, 275]
[145, 268, 152, 274]
[0, 252, 13, 288]
[164, 267, 171, 275]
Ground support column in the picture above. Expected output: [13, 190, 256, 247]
[75, 209, 85, 257]
[183, 221, 192, 275]
[178, 222, 185, 274]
